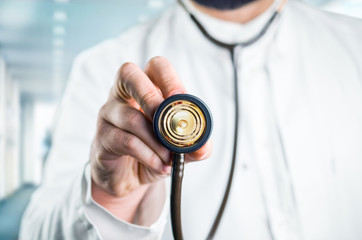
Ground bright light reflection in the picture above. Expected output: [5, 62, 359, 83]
[53, 26, 66, 35]
[53, 11, 67, 22]
[53, 38, 64, 47]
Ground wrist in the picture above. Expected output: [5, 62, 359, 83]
[91, 178, 150, 223]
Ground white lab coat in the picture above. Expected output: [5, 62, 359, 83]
[20, 0, 362, 239]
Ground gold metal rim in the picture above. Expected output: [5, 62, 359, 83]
[158, 100, 206, 148]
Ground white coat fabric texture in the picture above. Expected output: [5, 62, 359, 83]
[20, 1, 362, 239]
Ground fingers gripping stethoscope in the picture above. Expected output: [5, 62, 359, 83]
[153, 0, 288, 239]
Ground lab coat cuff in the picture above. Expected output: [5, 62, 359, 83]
[82, 162, 169, 240]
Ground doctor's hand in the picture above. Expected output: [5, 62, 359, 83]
[90, 56, 212, 224]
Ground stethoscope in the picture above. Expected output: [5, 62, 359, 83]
[153, 0, 288, 239]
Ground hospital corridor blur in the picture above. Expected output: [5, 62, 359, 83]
[0, 0, 361, 239]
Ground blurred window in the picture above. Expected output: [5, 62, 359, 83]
[323, 0, 362, 19]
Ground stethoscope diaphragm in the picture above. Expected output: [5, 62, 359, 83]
[153, 94, 212, 154]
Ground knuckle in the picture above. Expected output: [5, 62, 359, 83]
[159, 71, 173, 85]
[96, 124, 115, 153]
[140, 90, 158, 106]
[160, 78, 183, 97]
[119, 62, 138, 81]
[126, 109, 141, 129]
[107, 128, 119, 146]
[123, 134, 138, 151]
[96, 119, 108, 138]
[98, 103, 108, 117]
[117, 62, 138, 100]
[148, 152, 162, 173]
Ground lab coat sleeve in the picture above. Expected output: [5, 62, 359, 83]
[19, 163, 169, 240]
[19, 41, 169, 239]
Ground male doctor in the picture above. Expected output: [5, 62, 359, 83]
[20, 0, 362, 239]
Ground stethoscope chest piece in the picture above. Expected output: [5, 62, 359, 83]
[153, 94, 212, 240]
[153, 94, 212, 154]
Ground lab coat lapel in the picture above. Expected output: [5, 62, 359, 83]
[266, 3, 356, 238]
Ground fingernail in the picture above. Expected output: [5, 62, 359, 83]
[163, 165, 172, 174]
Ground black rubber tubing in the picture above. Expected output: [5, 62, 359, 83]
[157, 1, 281, 237]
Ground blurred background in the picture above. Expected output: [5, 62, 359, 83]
[0, 0, 361, 239]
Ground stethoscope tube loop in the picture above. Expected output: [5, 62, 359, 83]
[154, 1, 287, 239]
